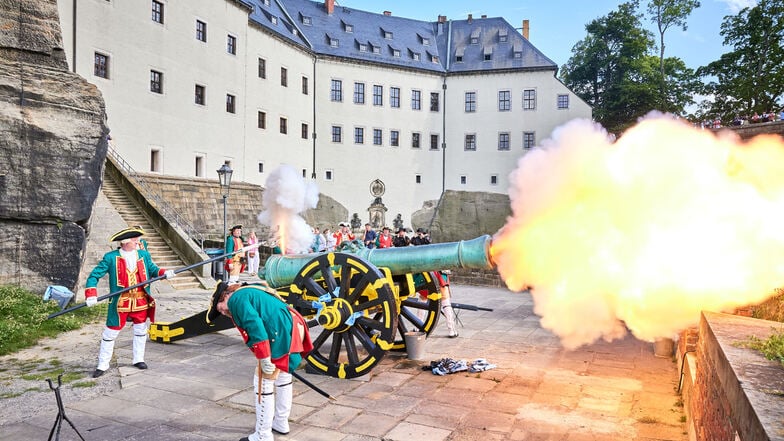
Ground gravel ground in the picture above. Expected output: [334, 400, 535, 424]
[0, 286, 213, 427]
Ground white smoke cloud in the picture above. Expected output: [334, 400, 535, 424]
[257, 164, 319, 253]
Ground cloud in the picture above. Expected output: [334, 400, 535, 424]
[717, 0, 757, 14]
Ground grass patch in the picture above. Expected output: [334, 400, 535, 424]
[738, 328, 784, 368]
[0, 285, 105, 356]
[20, 369, 83, 383]
[637, 416, 659, 424]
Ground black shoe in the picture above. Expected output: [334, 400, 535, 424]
[133, 362, 148, 370]
[239, 438, 249, 441]
[92, 369, 105, 378]
[272, 427, 290, 435]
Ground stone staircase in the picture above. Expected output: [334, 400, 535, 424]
[101, 176, 203, 290]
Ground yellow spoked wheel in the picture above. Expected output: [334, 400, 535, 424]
[294, 252, 397, 379]
[388, 272, 442, 351]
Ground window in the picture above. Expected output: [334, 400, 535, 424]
[412, 52, 420, 61]
[384, 30, 393, 39]
[258, 111, 266, 129]
[499, 34, 507, 43]
[302, 169, 306, 178]
[325, 170, 333, 180]
[465, 134, 476, 151]
[258, 162, 264, 173]
[150, 149, 161, 172]
[498, 132, 510, 150]
[484, 53, 492, 61]
[430, 92, 439, 111]
[411, 90, 421, 110]
[329, 37, 339, 48]
[354, 82, 365, 104]
[411, 132, 420, 148]
[150, 70, 163, 94]
[332, 126, 342, 143]
[498, 90, 511, 111]
[301, 15, 312, 25]
[390, 130, 399, 147]
[415, 175, 422, 184]
[558, 94, 569, 109]
[279, 117, 287, 134]
[372, 45, 381, 54]
[392, 48, 401, 57]
[194, 84, 205, 105]
[280, 67, 287, 87]
[195, 156, 204, 177]
[94, 52, 109, 78]
[456, 55, 463, 62]
[523, 132, 536, 149]
[390, 87, 400, 108]
[490, 175, 498, 185]
[523, 89, 536, 110]
[344, 23, 353, 33]
[301, 123, 308, 139]
[465, 92, 476, 112]
[354, 127, 364, 144]
[373, 85, 383, 106]
[373, 129, 382, 145]
[226, 94, 235, 113]
[421, 36, 430, 45]
[430, 134, 439, 150]
[151, 0, 163, 24]
[196, 20, 207, 42]
[359, 43, 368, 52]
[330, 79, 343, 102]
[227, 35, 237, 55]
[302, 76, 308, 95]
[460, 175, 467, 185]
[258, 58, 266, 78]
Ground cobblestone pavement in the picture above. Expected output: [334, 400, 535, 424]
[0, 280, 686, 441]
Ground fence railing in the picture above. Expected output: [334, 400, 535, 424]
[106, 145, 206, 249]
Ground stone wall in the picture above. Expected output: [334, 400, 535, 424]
[678, 312, 784, 441]
[412, 190, 510, 242]
[713, 120, 784, 141]
[0, 0, 107, 291]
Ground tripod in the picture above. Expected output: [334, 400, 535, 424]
[47, 373, 85, 441]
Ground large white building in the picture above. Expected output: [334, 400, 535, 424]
[56, 0, 591, 226]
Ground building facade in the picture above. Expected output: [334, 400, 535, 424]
[56, 0, 591, 227]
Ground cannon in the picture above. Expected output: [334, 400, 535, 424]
[149, 235, 495, 378]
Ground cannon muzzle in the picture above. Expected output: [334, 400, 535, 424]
[262, 235, 495, 288]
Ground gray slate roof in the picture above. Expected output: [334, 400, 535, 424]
[245, 0, 557, 74]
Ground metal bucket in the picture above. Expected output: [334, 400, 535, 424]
[404, 331, 427, 360]
[653, 338, 674, 358]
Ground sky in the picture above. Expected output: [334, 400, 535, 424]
[342, 0, 758, 71]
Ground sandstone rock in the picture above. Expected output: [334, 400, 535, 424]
[0, 0, 107, 292]
[412, 190, 511, 242]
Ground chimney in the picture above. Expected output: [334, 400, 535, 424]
[325, 0, 334, 15]
[522, 19, 529, 40]
[481, 14, 487, 19]
[467, 14, 473, 23]
[383, 10, 391, 16]
[438, 15, 447, 23]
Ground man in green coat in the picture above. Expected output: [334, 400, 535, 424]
[208, 282, 313, 441]
[84, 226, 175, 377]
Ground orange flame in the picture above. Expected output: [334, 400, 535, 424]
[491, 115, 784, 349]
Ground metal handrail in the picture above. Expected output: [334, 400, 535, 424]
[106, 145, 206, 249]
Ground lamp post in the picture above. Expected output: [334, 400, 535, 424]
[217, 164, 233, 281]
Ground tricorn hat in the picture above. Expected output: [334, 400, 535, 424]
[230, 225, 242, 232]
[416, 227, 425, 233]
[109, 226, 145, 242]
[206, 281, 229, 324]
[397, 227, 407, 234]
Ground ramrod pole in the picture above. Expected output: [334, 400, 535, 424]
[262, 235, 494, 288]
[47, 243, 262, 320]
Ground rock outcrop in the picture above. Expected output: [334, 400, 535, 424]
[412, 190, 511, 242]
[0, 0, 107, 290]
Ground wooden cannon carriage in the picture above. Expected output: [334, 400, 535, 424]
[149, 235, 495, 378]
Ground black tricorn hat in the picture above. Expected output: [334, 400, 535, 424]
[206, 282, 229, 324]
[109, 226, 145, 242]
[397, 227, 407, 233]
[230, 225, 242, 232]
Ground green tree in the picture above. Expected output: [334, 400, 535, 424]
[647, 0, 701, 107]
[561, 2, 659, 132]
[697, 0, 784, 122]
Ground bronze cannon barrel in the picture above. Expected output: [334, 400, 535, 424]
[261, 234, 495, 288]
